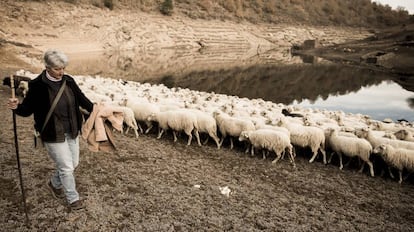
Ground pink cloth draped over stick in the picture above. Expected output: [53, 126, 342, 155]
[81, 103, 124, 152]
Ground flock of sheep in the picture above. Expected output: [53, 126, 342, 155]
[12, 71, 414, 184]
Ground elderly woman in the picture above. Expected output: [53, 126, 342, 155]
[7, 49, 94, 211]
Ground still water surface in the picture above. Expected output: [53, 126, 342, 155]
[65, 48, 414, 122]
[295, 81, 413, 122]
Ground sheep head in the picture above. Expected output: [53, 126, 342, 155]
[147, 113, 156, 122]
[354, 127, 369, 139]
[394, 129, 408, 140]
[373, 144, 388, 157]
[238, 131, 249, 141]
[326, 128, 336, 137]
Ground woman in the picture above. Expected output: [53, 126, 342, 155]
[7, 49, 94, 211]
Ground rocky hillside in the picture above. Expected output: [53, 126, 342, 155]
[0, 0, 371, 73]
[73, 0, 412, 27]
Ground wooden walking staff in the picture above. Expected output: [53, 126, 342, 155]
[10, 74, 30, 226]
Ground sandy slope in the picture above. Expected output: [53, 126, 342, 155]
[0, 0, 371, 77]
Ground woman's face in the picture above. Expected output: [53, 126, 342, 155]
[47, 66, 65, 80]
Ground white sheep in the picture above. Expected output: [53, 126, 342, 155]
[185, 109, 221, 149]
[213, 111, 255, 150]
[356, 128, 414, 151]
[277, 117, 327, 164]
[373, 144, 414, 184]
[302, 111, 339, 128]
[383, 131, 397, 140]
[326, 128, 374, 177]
[83, 89, 113, 103]
[255, 124, 290, 137]
[147, 110, 201, 146]
[121, 99, 160, 134]
[118, 106, 139, 138]
[238, 129, 295, 166]
[335, 112, 368, 130]
[17, 80, 29, 98]
[102, 103, 139, 138]
[368, 119, 402, 132]
[3, 75, 31, 98]
[394, 129, 414, 142]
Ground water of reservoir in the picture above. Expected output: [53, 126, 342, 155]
[64, 47, 414, 122]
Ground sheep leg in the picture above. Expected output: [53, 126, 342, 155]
[243, 141, 250, 154]
[272, 152, 281, 164]
[219, 138, 224, 146]
[133, 128, 139, 138]
[398, 171, 403, 184]
[219, 135, 225, 147]
[366, 161, 374, 177]
[338, 153, 344, 170]
[229, 138, 234, 149]
[288, 148, 296, 168]
[320, 148, 327, 164]
[172, 131, 178, 142]
[388, 166, 395, 179]
[263, 150, 268, 160]
[280, 150, 285, 160]
[208, 132, 221, 149]
[144, 124, 153, 134]
[358, 162, 365, 173]
[327, 152, 335, 164]
[157, 129, 165, 139]
[125, 123, 139, 138]
[309, 149, 318, 163]
[185, 132, 193, 145]
[245, 144, 250, 154]
[203, 137, 209, 145]
[250, 146, 255, 156]
[138, 123, 144, 134]
[193, 129, 201, 146]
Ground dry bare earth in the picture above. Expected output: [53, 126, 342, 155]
[1, 86, 414, 231]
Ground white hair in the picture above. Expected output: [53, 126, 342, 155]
[43, 49, 68, 68]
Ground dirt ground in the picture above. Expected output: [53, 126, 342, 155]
[1, 1, 414, 231]
[1, 83, 414, 232]
[2, 83, 414, 232]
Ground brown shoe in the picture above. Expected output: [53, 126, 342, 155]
[69, 199, 85, 211]
[47, 181, 65, 199]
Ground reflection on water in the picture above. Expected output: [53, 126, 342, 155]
[66, 46, 301, 81]
[294, 81, 414, 121]
[145, 64, 414, 121]
[66, 48, 414, 122]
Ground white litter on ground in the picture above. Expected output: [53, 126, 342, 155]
[219, 186, 231, 197]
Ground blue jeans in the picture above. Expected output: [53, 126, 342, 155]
[44, 134, 80, 204]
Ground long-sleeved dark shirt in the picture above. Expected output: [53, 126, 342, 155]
[15, 70, 93, 142]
